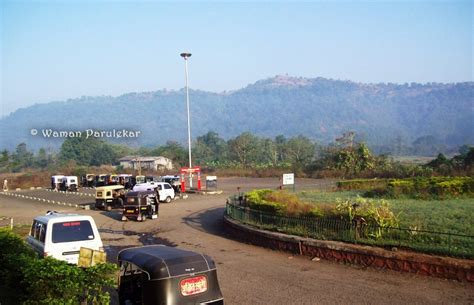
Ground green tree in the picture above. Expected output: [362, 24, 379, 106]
[12, 143, 34, 171]
[194, 131, 228, 164]
[34, 148, 50, 169]
[228, 132, 260, 166]
[154, 141, 187, 167]
[0, 149, 9, 170]
[59, 137, 118, 166]
[284, 136, 316, 168]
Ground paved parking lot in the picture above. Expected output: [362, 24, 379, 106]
[1, 177, 472, 305]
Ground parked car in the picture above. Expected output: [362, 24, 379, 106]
[95, 185, 126, 211]
[122, 190, 159, 222]
[133, 182, 175, 203]
[118, 245, 224, 305]
[51, 175, 64, 191]
[60, 176, 78, 192]
[26, 212, 103, 265]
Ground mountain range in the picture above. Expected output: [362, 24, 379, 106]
[1, 75, 473, 152]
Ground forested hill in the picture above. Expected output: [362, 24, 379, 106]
[1, 75, 473, 152]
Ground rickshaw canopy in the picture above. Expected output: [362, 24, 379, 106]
[118, 245, 216, 281]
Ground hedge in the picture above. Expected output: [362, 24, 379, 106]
[364, 177, 474, 199]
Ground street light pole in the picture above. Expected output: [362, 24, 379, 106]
[180, 52, 193, 188]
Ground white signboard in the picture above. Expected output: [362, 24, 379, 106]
[282, 173, 294, 185]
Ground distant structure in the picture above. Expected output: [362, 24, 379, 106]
[118, 156, 173, 171]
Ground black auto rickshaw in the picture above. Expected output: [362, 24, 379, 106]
[122, 191, 159, 222]
[118, 245, 224, 305]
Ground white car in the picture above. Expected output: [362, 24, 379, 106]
[132, 181, 175, 203]
[26, 212, 103, 265]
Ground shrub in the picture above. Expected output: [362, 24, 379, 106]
[364, 177, 474, 199]
[0, 228, 117, 305]
[337, 178, 389, 191]
[245, 189, 320, 217]
[335, 197, 400, 238]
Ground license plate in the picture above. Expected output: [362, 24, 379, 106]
[126, 210, 134, 213]
[180, 275, 207, 296]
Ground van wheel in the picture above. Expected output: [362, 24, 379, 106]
[106, 205, 112, 211]
[165, 196, 172, 203]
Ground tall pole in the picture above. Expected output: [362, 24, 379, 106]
[180, 52, 193, 188]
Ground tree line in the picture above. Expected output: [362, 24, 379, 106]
[1, 131, 473, 178]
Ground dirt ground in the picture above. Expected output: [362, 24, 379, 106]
[1, 177, 473, 305]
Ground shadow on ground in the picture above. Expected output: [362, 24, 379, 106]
[99, 210, 124, 221]
[182, 207, 232, 239]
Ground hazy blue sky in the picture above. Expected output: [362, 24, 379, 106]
[1, 0, 472, 116]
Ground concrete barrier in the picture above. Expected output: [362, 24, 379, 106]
[223, 215, 474, 282]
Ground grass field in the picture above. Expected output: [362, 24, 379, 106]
[297, 190, 474, 235]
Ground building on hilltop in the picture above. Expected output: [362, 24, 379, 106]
[118, 156, 173, 171]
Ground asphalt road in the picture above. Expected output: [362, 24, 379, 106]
[0, 177, 472, 305]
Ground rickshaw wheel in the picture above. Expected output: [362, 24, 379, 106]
[165, 196, 172, 203]
[141, 214, 147, 222]
[106, 205, 112, 212]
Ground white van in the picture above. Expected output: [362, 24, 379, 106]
[26, 212, 103, 265]
[132, 181, 175, 203]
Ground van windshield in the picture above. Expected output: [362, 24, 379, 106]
[52, 221, 95, 243]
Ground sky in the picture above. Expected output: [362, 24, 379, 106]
[1, 0, 472, 116]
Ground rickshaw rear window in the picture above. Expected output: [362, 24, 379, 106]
[52, 221, 94, 243]
[97, 192, 103, 197]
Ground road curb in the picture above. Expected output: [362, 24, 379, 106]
[0, 191, 91, 210]
[223, 214, 474, 282]
[43, 188, 95, 197]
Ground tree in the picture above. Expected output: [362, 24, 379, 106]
[284, 136, 315, 168]
[154, 141, 187, 167]
[59, 137, 118, 166]
[12, 143, 34, 171]
[194, 131, 228, 164]
[0, 150, 9, 170]
[34, 148, 50, 169]
[228, 132, 260, 166]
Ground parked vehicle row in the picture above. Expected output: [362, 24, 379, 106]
[93, 181, 176, 221]
[78, 174, 182, 192]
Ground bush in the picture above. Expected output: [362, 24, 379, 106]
[0, 228, 117, 305]
[245, 189, 321, 217]
[364, 177, 474, 199]
[337, 179, 389, 191]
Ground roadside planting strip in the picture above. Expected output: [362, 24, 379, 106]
[0, 191, 90, 210]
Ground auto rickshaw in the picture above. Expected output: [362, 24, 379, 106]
[135, 175, 146, 185]
[85, 174, 95, 187]
[119, 174, 133, 189]
[122, 190, 159, 222]
[95, 185, 125, 211]
[162, 175, 182, 194]
[51, 175, 64, 191]
[118, 245, 224, 305]
[60, 176, 78, 192]
[95, 174, 108, 187]
[109, 174, 120, 185]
